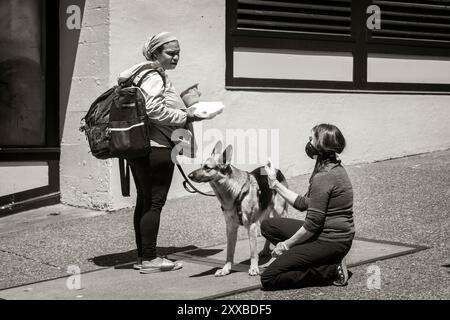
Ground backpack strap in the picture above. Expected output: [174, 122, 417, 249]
[119, 63, 167, 90]
[119, 158, 130, 197]
[136, 68, 166, 89]
[116, 65, 166, 198]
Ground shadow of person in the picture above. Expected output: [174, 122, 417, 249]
[89, 245, 198, 268]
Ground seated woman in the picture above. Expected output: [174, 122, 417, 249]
[262, 123, 355, 290]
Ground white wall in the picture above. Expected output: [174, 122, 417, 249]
[103, 0, 450, 209]
[0, 162, 48, 196]
[234, 48, 353, 81]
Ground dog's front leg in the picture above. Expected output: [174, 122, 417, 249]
[215, 214, 238, 277]
[247, 222, 260, 276]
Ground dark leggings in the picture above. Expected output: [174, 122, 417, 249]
[260, 218, 353, 291]
[129, 147, 174, 260]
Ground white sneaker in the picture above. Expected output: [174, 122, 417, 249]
[140, 257, 183, 274]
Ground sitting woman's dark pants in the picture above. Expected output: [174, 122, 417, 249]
[260, 218, 353, 291]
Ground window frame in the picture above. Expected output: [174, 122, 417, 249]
[225, 0, 450, 94]
[0, 0, 60, 215]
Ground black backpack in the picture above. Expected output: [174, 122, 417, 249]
[80, 62, 166, 196]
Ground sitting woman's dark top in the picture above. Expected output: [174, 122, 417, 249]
[293, 160, 354, 242]
[261, 123, 355, 290]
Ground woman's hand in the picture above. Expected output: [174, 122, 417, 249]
[264, 159, 279, 189]
[271, 241, 289, 258]
[186, 106, 207, 122]
[186, 100, 221, 123]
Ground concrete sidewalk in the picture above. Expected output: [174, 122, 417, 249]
[0, 237, 427, 300]
[0, 150, 449, 299]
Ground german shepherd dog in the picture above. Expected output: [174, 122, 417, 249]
[188, 141, 288, 277]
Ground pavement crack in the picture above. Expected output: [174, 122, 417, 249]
[0, 248, 62, 270]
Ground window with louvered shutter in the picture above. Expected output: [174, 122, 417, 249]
[226, 0, 450, 93]
[236, 0, 352, 36]
[370, 0, 450, 43]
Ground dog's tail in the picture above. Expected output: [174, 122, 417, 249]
[275, 169, 288, 188]
[274, 169, 289, 217]
[251, 166, 289, 216]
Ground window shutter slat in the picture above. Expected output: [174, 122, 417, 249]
[374, 0, 450, 11]
[374, 29, 450, 39]
[238, 0, 351, 12]
[237, 9, 350, 22]
[237, 19, 351, 32]
[382, 19, 450, 29]
[236, 0, 352, 36]
[381, 10, 450, 22]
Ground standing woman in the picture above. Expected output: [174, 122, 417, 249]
[262, 124, 355, 290]
[118, 32, 206, 274]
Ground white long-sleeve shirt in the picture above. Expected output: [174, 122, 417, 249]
[117, 62, 196, 155]
[134, 70, 188, 148]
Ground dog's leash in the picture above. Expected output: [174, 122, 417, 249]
[154, 126, 215, 197]
[176, 164, 216, 197]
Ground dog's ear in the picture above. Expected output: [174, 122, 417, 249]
[211, 141, 223, 157]
[220, 145, 233, 165]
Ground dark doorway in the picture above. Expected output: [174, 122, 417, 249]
[0, 0, 60, 216]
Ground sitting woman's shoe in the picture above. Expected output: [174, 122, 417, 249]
[333, 258, 349, 286]
[140, 257, 183, 274]
[133, 257, 143, 270]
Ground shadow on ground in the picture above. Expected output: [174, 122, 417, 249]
[237, 254, 273, 266]
[89, 245, 198, 267]
[180, 248, 223, 257]
[189, 268, 239, 278]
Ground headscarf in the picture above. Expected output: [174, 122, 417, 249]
[142, 32, 178, 61]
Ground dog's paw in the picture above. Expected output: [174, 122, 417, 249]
[215, 266, 231, 277]
[248, 265, 260, 276]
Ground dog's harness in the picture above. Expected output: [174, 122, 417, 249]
[221, 172, 251, 226]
